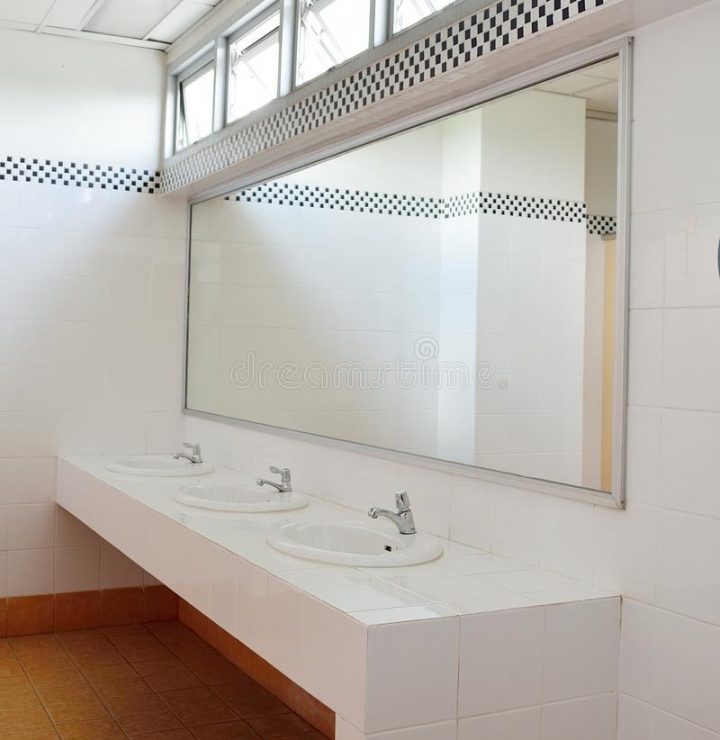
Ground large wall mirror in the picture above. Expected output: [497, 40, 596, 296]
[186, 47, 629, 506]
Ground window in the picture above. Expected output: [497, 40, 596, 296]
[296, 0, 371, 86]
[176, 62, 215, 151]
[227, 12, 281, 124]
[393, 0, 455, 33]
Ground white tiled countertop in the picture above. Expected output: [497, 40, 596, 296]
[57, 455, 615, 626]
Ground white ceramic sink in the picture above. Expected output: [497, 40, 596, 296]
[174, 484, 308, 513]
[106, 456, 215, 477]
[267, 521, 442, 567]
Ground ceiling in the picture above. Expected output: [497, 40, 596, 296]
[0, 0, 224, 49]
[537, 58, 619, 116]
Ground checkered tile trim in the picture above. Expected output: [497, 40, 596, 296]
[0, 156, 160, 194]
[230, 182, 442, 217]
[228, 182, 589, 223]
[443, 191, 587, 222]
[162, 0, 608, 193]
[587, 214, 617, 235]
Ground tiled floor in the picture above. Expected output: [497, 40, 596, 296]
[0, 621, 327, 739]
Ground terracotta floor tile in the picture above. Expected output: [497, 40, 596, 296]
[114, 707, 184, 736]
[102, 625, 149, 640]
[55, 717, 125, 739]
[0, 657, 27, 678]
[183, 656, 245, 686]
[35, 681, 97, 706]
[0, 705, 55, 732]
[159, 687, 239, 727]
[144, 667, 202, 692]
[146, 622, 202, 646]
[113, 636, 174, 663]
[44, 699, 110, 724]
[132, 658, 186, 677]
[0, 674, 35, 698]
[30, 668, 89, 690]
[92, 676, 154, 699]
[1, 729, 59, 739]
[105, 693, 168, 718]
[190, 721, 261, 739]
[246, 714, 313, 739]
[130, 731, 194, 739]
[0, 600, 7, 639]
[61, 635, 115, 658]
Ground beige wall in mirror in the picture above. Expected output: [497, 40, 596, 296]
[186, 56, 623, 496]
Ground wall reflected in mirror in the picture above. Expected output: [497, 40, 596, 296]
[187, 56, 621, 493]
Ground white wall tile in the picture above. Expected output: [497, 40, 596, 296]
[543, 599, 620, 703]
[627, 309, 663, 407]
[55, 507, 99, 547]
[100, 542, 143, 588]
[653, 710, 720, 740]
[8, 502, 54, 549]
[0, 551, 6, 597]
[652, 607, 720, 733]
[662, 308, 720, 413]
[0, 505, 7, 550]
[459, 607, 543, 716]
[541, 694, 617, 740]
[656, 510, 720, 625]
[458, 707, 540, 740]
[594, 504, 658, 604]
[54, 545, 99, 593]
[365, 617, 459, 732]
[7, 548, 54, 596]
[619, 600, 657, 705]
[617, 695, 652, 740]
[659, 409, 720, 518]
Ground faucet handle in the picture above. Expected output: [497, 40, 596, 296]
[184, 442, 201, 455]
[269, 466, 290, 479]
[394, 490, 411, 512]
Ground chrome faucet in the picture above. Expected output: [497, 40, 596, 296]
[174, 442, 203, 464]
[257, 466, 292, 496]
[368, 491, 416, 535]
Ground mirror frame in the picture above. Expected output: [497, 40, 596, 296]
[182, 37, 632, 509]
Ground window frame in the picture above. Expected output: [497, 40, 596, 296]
[390, 0, 457, 36]
[225, 4, 283, 126]
[175, 54, 216, 153]
[294, 0, 374, 88]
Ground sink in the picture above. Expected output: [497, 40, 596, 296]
[267, 521, 442, 567]
[174, 484, 309, 513]
[106, 456, 215, 477]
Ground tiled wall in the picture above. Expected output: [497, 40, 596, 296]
[0, 30, 186, 604]
[186, 2, 720, 737]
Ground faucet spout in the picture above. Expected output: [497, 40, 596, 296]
[257, 466, 292, 497]
[368, 491, 416, 535]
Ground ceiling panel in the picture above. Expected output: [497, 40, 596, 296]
[42, 0, 98, 29]
[84, 0, 186, 38]
[146, 0, 217, 42]
[0, 0, 54, 25]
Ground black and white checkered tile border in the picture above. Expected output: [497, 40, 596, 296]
[229, 182, 442, 217]
[0, 156, 160, 194]
[228, 182, 590, 223]
[443, 191, 587, 222]
[587, 214, 617, 235]
[162, 0, 607, 193]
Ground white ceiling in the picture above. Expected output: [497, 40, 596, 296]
[537, 58, 619, 116]
[0, 0, 224, 49]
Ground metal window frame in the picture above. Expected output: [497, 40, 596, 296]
[181, 37, 633, 510]
[293, 0, 375, 89]
[175, 54, 216, 153]
[225, 4, 283, 126]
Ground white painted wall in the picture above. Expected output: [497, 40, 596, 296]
[186, 3, 720, 738]
[0, 30, 165, 168]
[0, 29, 186, 599]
